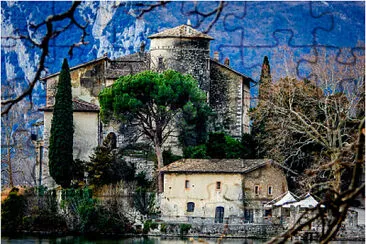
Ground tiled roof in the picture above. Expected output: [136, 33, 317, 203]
[148, 25, 214, 40]
[40, 56, 109, 80]
[39, 98, 99, 112]
[114, 52, 150, 62]
[210, 59, 254, 82]
[160, 159, 270, 174]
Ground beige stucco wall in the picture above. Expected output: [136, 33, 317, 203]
[161, 173, 244, 220]
[42, 111, 99, 188]
[160, 164, 288, 222]
[73, 112, 99, 161]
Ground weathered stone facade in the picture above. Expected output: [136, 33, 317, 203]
[160, 159, 288, 224]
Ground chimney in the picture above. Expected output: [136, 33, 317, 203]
[224, 57, 230, 66]
[187, 19, 192, 27]
[214, 51, 219, 61]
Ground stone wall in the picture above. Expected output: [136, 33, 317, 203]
[123, 156, 155, 181]
[157, 222, 284, 239]
[209, 62, 249, 138]
[150, 37, 211, 92]
[46, 60, 107, 107]
[243, 163, 288, 209]
[106, 56, 150, 82]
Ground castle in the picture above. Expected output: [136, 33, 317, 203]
[39, 24, 253, 187]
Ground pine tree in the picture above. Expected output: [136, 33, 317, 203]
[48, 59, 74, 188]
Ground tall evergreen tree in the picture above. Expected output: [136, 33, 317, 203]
[258, 56, 271, 100]
[49, 59, 74, 188]
[252, 56, 272, 158]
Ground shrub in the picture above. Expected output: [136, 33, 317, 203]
[179, 223, 191, 236]
[22, 187, 67, 232]
[134, 187, 156, 216]
[1, 188, 25, 233]
[135, 172, 151, 189]
[86, 146, 135, 186]
[160, 223, 167, 233]
[183, 144, 207, 158]
[143, 219, 155, 234]
[163, 148, 182, 165]
[60, 188, 97, 233]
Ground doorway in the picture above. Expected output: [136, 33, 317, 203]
[215, 206, 224, 223]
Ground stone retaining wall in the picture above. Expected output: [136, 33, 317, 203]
[157, 223, 284, 238]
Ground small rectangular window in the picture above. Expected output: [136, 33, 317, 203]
[187, 202, 195, 212]
[268, 186, 273, 195]
[254, 185, 260, 195]
[216, 181, 221, 190]
[185, 180, 190, 189]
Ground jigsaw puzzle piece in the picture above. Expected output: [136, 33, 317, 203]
[310, 1, 365, 47]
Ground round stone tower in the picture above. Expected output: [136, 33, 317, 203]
[148, 24, 214, 92]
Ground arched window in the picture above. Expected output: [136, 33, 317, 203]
[187, 202, 195, 212]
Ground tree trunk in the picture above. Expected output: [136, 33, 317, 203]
[331, 153, 341, 194]
[154, 136, 164, 193]
[7, 142, 14, 187]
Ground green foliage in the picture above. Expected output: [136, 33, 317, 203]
[135, 171, 152, 189]
[99, 70, 209, 175]
[179, 223, 191, 236]
[183, 144, 208, 159]
[133, 187, 156, 216]
[99, 70, 207, 124]
[72, 159, 86, 186]
[240, 133, 257, 159]
[206, 132, 226, 158]
[163, 148, 182, 166]
[160, 223, 167, 233]
[60, 188, 97, 233]
[49, 58, 74, 188]
[60, 187, 131, 234]
[86, 146, 135, 186]
[179, 100, 211, 147]
[183, 132, 257, 159]
[143, 219, 158, 234]
[1, 188, 25, 233]
[22, 187, 67, 232]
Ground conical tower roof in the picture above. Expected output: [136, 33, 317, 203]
[148, 25, 214, 40]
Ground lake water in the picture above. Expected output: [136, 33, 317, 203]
[1, 235, 364, 244]
[0, 235, 266, 244]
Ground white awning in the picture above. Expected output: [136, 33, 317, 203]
[283, 193, 322, 208]
[264, 191, 298, 208]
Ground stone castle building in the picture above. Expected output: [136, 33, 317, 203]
[39, 24, 253, 187]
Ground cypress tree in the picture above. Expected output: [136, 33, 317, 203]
[260, 56, 271, 84]
[49, 59, 74, 188]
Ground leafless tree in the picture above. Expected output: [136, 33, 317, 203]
[252, 48, 365, 242]
[1, 102, 37, 187]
